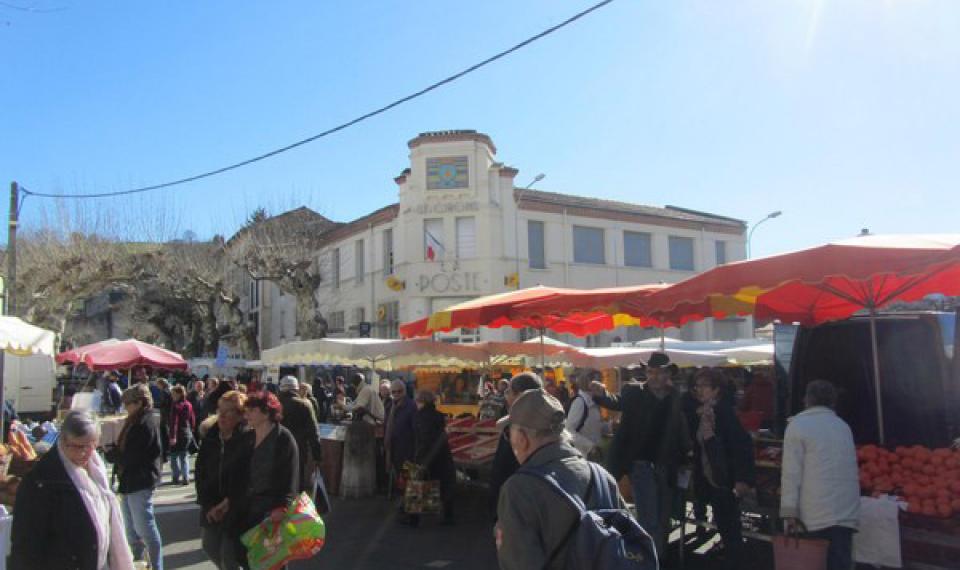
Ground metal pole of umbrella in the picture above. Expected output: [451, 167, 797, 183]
[868, 306, 886, 445]
[659, 318, 666, 351]
[539, 327, 546, 370]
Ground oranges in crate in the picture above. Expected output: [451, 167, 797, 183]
[858, 444, 960, 518]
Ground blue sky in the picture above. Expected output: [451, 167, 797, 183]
[2, 0, 958, 257]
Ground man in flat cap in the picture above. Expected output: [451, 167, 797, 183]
[590, 351, 691, 556]
[495, 389, 625, 570]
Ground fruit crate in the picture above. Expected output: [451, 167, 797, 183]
[900, 510, 960, 569]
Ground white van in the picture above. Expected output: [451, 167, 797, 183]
[3, 353, 56, 416]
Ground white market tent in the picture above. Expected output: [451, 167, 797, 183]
[260, 338, 491, 370]
[0, 316, 56, 357]
[633, 338, 774, 365]
[0, 317, 58, 418]
[573, 346, 731, 369]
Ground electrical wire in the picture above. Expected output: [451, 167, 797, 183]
[20, 0, 617, 200]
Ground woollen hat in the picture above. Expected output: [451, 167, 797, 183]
[279, 375, 300, 392]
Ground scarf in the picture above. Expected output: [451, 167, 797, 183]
[696, 402, 719, 488]
[58, 444, 136, 570]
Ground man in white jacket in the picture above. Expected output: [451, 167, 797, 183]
[781, 380, 860, 570]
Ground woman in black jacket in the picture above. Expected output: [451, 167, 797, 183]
[689, 368, 756, 570]
[10, 410, 134, 570]
[237, 391, 299, 567]
[195, 390, 252, 570]
[116, 384, 166, 570]
[413, 390, 456, 525]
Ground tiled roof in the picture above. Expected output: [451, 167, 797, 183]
[515, 188, 745, 228]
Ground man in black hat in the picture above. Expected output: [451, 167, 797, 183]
[590, 351, 691, 557]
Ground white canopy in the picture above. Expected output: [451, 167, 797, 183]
[0, 316, 56, 356]
[260, 338, 490, 370]
[633, 338, 774, 365]
[573, 347, 731, 369]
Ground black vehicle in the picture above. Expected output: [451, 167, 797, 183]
[774, 310, 959, 447]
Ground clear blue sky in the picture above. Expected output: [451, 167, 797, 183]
[2, 0, 958, 257]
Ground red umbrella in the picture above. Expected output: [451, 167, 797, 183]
[399, 284, 662, 338]
[57, 338, 188, 371]
[624, 234, 960, 444]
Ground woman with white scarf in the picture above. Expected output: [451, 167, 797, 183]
[10, 410, 135, 569]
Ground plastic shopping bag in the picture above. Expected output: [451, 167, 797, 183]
[773, 535, 828, 570]
[404, 479, 442, 514]
[241, 492, 326, 570]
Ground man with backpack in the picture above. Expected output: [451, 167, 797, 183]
[496, 389, 657, 570]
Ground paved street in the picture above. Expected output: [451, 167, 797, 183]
[152, 462, 774, 570]
[155, 475, 500, 570]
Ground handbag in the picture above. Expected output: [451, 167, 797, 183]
[773, 521, 829, 570]
[401, 462, 442, 515]
[241, 492, 326, 570]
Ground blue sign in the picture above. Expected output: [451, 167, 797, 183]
[215, 345, 229, 368]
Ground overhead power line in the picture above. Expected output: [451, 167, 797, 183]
[21, 0, 617, 200]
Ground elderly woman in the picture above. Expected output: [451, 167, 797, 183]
[196, 390, 252, 570]
[117, 384, 166, 570]
[412, 389, 457, 525]
[236, 391, 299, 565]
[10, 410, 135, 569]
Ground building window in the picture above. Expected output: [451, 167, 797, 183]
[573, 226, 605, 264]
[669, 236, 695, 271]
[249, 280, 260, 310]
[715, 240, 727, 265]
[332, 248, 341, 288]
[377, 301, 400, 339]
[328, 311, 345, 333]
[424, 218, 444, 261]
[528, 220, 546, 269]
[383, 228, 394, 275]
[623, 231, 653, 268]
[455, 216, 476, 259]
[355, 239, 365, 285]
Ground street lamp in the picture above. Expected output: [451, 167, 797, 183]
[513, 173, 546, 288]
[746, 210, 782, 258]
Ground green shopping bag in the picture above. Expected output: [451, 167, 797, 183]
[241, 492, 326, 570]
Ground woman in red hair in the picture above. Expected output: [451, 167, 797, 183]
[233, 391, 299, 568]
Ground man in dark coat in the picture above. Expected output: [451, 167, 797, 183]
[489, 372, 543, 521]
[590, 351, 692, 555]
[413, 390, 456, 524]
[278, 375, 323, 496]
[385, 379, 416, 482]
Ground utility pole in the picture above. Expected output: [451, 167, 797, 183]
[6, 182, 18, 316]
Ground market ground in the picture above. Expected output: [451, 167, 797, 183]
[154, 475, 777, 570]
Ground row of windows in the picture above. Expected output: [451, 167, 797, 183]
[327, 217, 730, 288]
[327, 301, 399, 338]
[530, 222, 728, 271]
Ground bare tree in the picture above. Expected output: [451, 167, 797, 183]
[225, 207, 338, 340]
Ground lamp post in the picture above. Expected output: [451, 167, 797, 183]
[746, 210, 782, 259]
[513, 173, 545, 289]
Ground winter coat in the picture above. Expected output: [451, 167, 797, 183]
[194, 423, 252, 530]
[595, 382, 691, 480]
[489, 426, 519, 519]
[279, 391, 323, 494]
[117, 409, 165, 493]
[780, 406, 861, 531]
[169, 399, 196, 453]
[9, 449, 101, 570]
[687, 400, 756, 491]
[385, 397, 417, 472]
[496, 441, 626, 570]
[238, 424, 299, 531]
[414, 403, 456, 483]
[565, 392, 604, 455]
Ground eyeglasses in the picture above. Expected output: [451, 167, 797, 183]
[390, 390, 405, 394]
[65, 442, 97, 452]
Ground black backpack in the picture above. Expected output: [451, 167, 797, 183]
[519, 461, 659, 570]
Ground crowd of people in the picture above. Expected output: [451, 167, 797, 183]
[7, 353, 863, 570]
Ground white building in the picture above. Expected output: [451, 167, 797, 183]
[243, 130, 749, 354]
